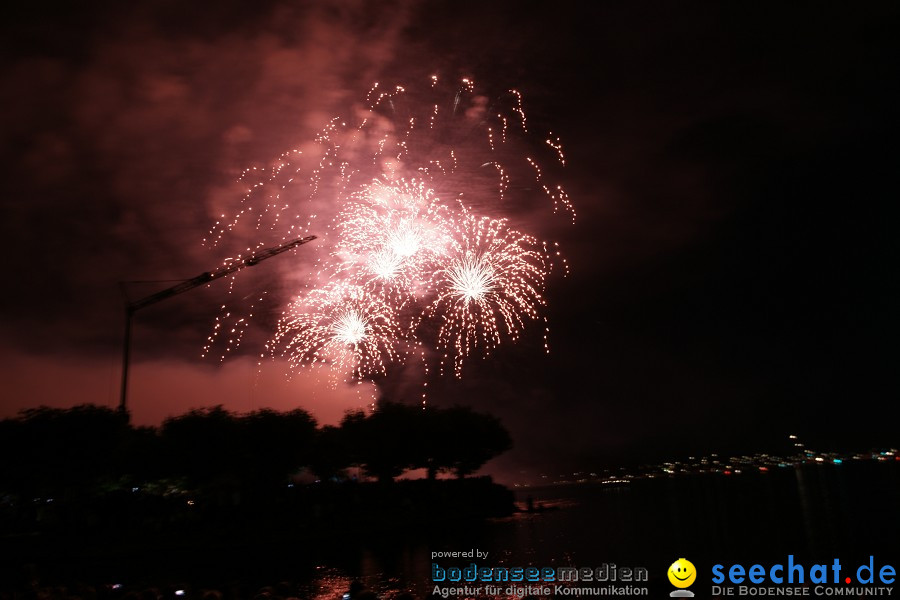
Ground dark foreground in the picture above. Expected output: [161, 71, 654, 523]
[2, 462, 899, 600]
[0, 478, 512, 597]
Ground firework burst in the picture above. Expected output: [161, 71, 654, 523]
[271, 282, 403, 381]
[423, 212, 547, 377]
[205, 74, 572, 391]
[334, 178, 452, 298]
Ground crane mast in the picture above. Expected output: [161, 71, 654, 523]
[119, 235, 316, 417]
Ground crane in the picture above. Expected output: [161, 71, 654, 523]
[119, 235, 317, 418]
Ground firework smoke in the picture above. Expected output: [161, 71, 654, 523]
[206, 75, 572, 390]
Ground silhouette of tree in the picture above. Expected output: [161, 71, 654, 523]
[340, 403, 423, 483]
[161, 406, 316, 494]
[0, 405, 130, 495]
[0, 415, 28, 493]
[0, 401, 511, 503]
[237, 408, 317, 491]
[418, 406, 448, 479]
[161, 405, 242, 493]
[118, 423, 165, 482]
[308, 425, 351, 481]
[427, 406, 513, 478]
[337, 402, 512, 482]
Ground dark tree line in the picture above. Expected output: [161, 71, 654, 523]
[337, 402, 512, 483]
[0, 402, 511, 498]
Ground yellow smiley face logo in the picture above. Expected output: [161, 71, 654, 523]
[668, 558, 696, 588]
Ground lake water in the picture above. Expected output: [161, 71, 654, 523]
[8, 461, 899, 598]
[325, 461, 899, 599]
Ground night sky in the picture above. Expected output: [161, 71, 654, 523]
[2, 1, 898, 482]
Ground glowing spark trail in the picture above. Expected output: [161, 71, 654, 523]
[449, 255, 496, 302]
[205, 75, 573, 391]
[271, 283, 402, 381]
[423, 212, 547, 377]
[335, 178, 452, 298]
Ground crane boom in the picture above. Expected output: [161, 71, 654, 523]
[119, 235, 317, 416]
[127, 235, 317, 312]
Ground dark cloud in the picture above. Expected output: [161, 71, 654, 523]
[0, 0, 415, 351]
